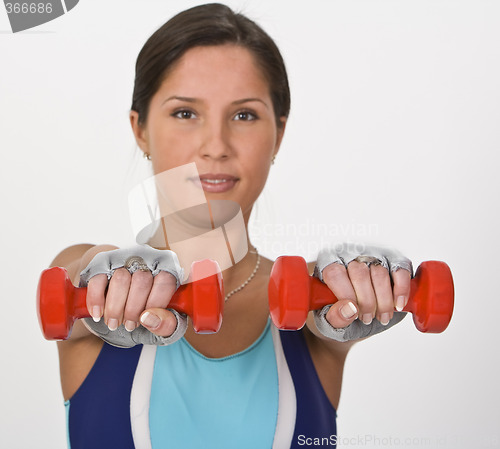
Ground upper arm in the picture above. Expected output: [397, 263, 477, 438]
[49, 243, 119, 285]
[50, 243, 96, 267]
[49, 243, 95, 280]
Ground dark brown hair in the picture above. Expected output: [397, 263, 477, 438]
[131, 3, 290, 128]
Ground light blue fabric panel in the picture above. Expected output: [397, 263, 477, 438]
[64, 400, 71, 449]
[149, 319, 278, 449]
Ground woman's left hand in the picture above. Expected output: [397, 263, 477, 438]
[315, 244, 413, 330]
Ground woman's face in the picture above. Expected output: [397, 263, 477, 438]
[130, 44, 286, 221]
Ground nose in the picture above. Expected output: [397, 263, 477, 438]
[199, 120, 231, 161]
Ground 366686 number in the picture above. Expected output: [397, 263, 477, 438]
[5, 3, 53, 14]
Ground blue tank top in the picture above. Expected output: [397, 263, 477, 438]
[65, 320, 337, 448]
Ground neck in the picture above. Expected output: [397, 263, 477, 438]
[220, 207, 258, 292]
[221, 240, 259, 297]
[145, 212, 259, 291]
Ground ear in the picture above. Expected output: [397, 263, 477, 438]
[273, 116, 287, 158]
[129, 110, 149, 153]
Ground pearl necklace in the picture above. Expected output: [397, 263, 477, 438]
[224, 249, 261, 301]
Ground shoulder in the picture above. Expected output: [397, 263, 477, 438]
[50, 243, 120, 283]
[307, 260, 316, 275]
[50, 243, 120, 266]
[49, 243, 96, 268]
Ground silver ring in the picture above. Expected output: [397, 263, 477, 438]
[124, 256, 151, 274]
[354, 255, 382, 267]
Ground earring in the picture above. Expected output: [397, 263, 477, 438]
[143, 152, 151, 161]
[271, 155, 276, 165]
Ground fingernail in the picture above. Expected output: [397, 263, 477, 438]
[396, 296, 406, 312]
[124, 320, 136, 332]
[380, 312, 390, 326]
[341, 302, 358, 319]
[141, 312, 160, 329]
[91, 306, 102, 322]
[362, 313, 373, 325]
[107, 318, 118, 331]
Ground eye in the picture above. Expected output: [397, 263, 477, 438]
[233, 110, 257, 121]
[172, 109, 197, 120]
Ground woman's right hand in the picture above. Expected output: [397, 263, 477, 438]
[87, 266, 178, 336]
[81, 245, 183, 338]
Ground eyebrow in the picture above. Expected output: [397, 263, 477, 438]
[232, 98, 269, 109]
[162, 96, 269, 109]
[162, 96, 197, 105]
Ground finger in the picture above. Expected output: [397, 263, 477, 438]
[122, 270, 153, 332]
[140, 307, 178, 337]
[321, 263, 357, 303]
[145, 271, 178, 310]
[392, 268, 412, 311]
[370, 264, 395, 325]
[347, 261, 377, 324]
[324, 299, 359, 329]
[104, 268, 131, 331]
[86, 274, 108, 322]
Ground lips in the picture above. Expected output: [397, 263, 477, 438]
[196, 173, 239, 193]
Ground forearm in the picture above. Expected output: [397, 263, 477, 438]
[305, 312, 358, 356]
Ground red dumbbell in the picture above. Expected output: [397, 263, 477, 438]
[268, 256, 454, 333]
[37, 259, 224, 340]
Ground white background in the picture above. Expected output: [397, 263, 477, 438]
[1, 0, 499, 448]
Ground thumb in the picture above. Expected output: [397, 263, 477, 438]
[324, 299, 359, 329]
[140, 308, 178, 337]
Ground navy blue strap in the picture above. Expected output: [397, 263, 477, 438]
[279, 329, 337, 448]
[67, 343, 142, 449]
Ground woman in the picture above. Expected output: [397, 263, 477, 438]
[50, 4, 411, 448]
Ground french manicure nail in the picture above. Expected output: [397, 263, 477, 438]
[362, 313, 372, 325]
[380, 312, 390, 326]
[107, 318, 118, 331]
[124, 320, 136, 332]
[341, 302, 358, 319]
[141, 312, 160, 329]
[91, 306, 101, 322]
[396, 296, 406, 312]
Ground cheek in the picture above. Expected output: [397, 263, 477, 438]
[240, 131, 275, 175]
[245, 127, 277, 155]
[149, 125, 194, 168]
[150, 125, 174, 151]
[245, 151, 272, 185]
